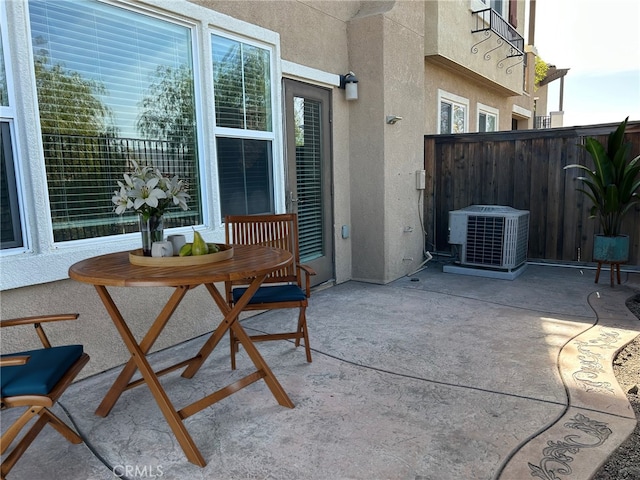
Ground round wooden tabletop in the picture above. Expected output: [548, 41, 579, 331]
[68, 244, 293, 287]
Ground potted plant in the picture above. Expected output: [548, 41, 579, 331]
[564, 117, 640, 264]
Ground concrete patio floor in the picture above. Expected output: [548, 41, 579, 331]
[3, 261, 640, 480]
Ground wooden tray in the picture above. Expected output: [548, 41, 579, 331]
[129, 244, 234, 266]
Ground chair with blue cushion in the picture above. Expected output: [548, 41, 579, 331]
[1, 314, 89, 478]
[225, 214, 316, 369]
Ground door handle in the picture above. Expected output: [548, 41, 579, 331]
[289, 192, 302, 204]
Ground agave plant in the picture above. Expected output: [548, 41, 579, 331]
[564, 117, 640, 236]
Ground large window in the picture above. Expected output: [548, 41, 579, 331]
[212, 34, 274, 216]
[29, 0, 202, 242]
[3, 0, 283, 288]
[1, 14, 25, 251]
[439, 90, 468, 134]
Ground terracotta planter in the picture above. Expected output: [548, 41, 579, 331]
[593, 234, 629, 263]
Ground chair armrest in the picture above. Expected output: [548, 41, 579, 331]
[297, 264, 317, 297]
[1, 314, 80, 349]
[298, 264, 317, 277]
[0, 355, 31, 367]
[0, 314, 80, 328]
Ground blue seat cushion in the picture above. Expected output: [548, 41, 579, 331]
[233, 284, 306, 304]
[1, 345, 84, 397]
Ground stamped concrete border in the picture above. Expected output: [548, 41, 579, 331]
[498, 285, 640, 479]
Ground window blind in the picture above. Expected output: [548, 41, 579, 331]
[217, 138, 273, 216]
[212, 35, 272, 132]
[29, 0, 201, 241]
[294, 97, 323, 261]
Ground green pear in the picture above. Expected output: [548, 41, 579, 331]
[192, 229, 209, 256]
[178, 243, 192, 257]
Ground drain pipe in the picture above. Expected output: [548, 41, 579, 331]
[407, 250, 433, 277]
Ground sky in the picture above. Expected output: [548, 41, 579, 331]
[532, 0, 640, 127]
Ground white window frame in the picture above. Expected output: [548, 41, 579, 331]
[477, 102, 499, 132]
[0, 0, 283, 290]
[0, 1, 29, 256]
[438, 89, 469, 134]
[210, 29, 283, 219]
[473, 0, 508, 17]
[471, 0, 489, 13]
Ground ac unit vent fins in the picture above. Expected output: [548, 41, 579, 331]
[466, 215, 505, 266]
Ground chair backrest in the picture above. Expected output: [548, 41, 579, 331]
[225, 214, 301, 286]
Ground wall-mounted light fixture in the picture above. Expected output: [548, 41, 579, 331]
[386, 115, 403, 125]
[339, 71, 358, 101]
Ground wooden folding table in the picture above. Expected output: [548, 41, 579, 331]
[68, 245, 294, 467]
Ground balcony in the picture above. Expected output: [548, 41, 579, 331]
[471, 8, 524, 58]
[534, 115, 552, 129]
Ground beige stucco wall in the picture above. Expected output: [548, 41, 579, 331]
[425, 60, 528, 132]
[347, 2, 426, 283]
[206, 0, 428, 283]
[424, 0, 526, 96]
[423, 0, 539, 133]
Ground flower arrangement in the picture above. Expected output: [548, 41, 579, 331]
[112, 160, 190, 220]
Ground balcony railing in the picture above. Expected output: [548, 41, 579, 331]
[472, 8, 524, 57]
[42, 133, 200, 241]
[535, 115, 552, 129]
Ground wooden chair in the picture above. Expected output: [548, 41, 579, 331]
[225, 214, 316, 369]
[1, 314, 90, 479]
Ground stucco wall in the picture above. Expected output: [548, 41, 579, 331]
[424, 0, 526, 96]
[197, 0, 358, 72]
[347, 2, 427, 283]
[207, 0, 429, 284]
[425, 60, 527, 132]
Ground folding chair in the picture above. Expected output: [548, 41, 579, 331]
[1, 314, 90, 479]
[225, 214, 316, 369]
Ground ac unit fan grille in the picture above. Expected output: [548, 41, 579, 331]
[465, 215, 505, 266]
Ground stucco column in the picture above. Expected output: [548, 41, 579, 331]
[347, 1, 426, 284]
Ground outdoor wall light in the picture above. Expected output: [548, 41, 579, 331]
[339, 71, 358, 101]
[386, 115, 403, 125]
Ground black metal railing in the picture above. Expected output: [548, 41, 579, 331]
[472, 8, 524, 56]
[42, 133, 201, 241]
[534, 116, 552, 129]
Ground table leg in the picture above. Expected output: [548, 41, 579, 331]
[95, 285, 190, 417]
[181, 277, 265, 378]
[181, 279, 294, 408]
[92, 285, 206, 467]
[228, 315, 294, 408]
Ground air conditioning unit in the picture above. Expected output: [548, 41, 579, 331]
[448, 205, 529, 271]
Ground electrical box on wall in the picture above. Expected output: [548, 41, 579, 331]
[416, 170, 426, 190]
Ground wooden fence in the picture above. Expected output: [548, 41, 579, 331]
[424, 121, 640, 266]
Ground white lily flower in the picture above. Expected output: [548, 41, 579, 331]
[113, 162, 190, 218]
